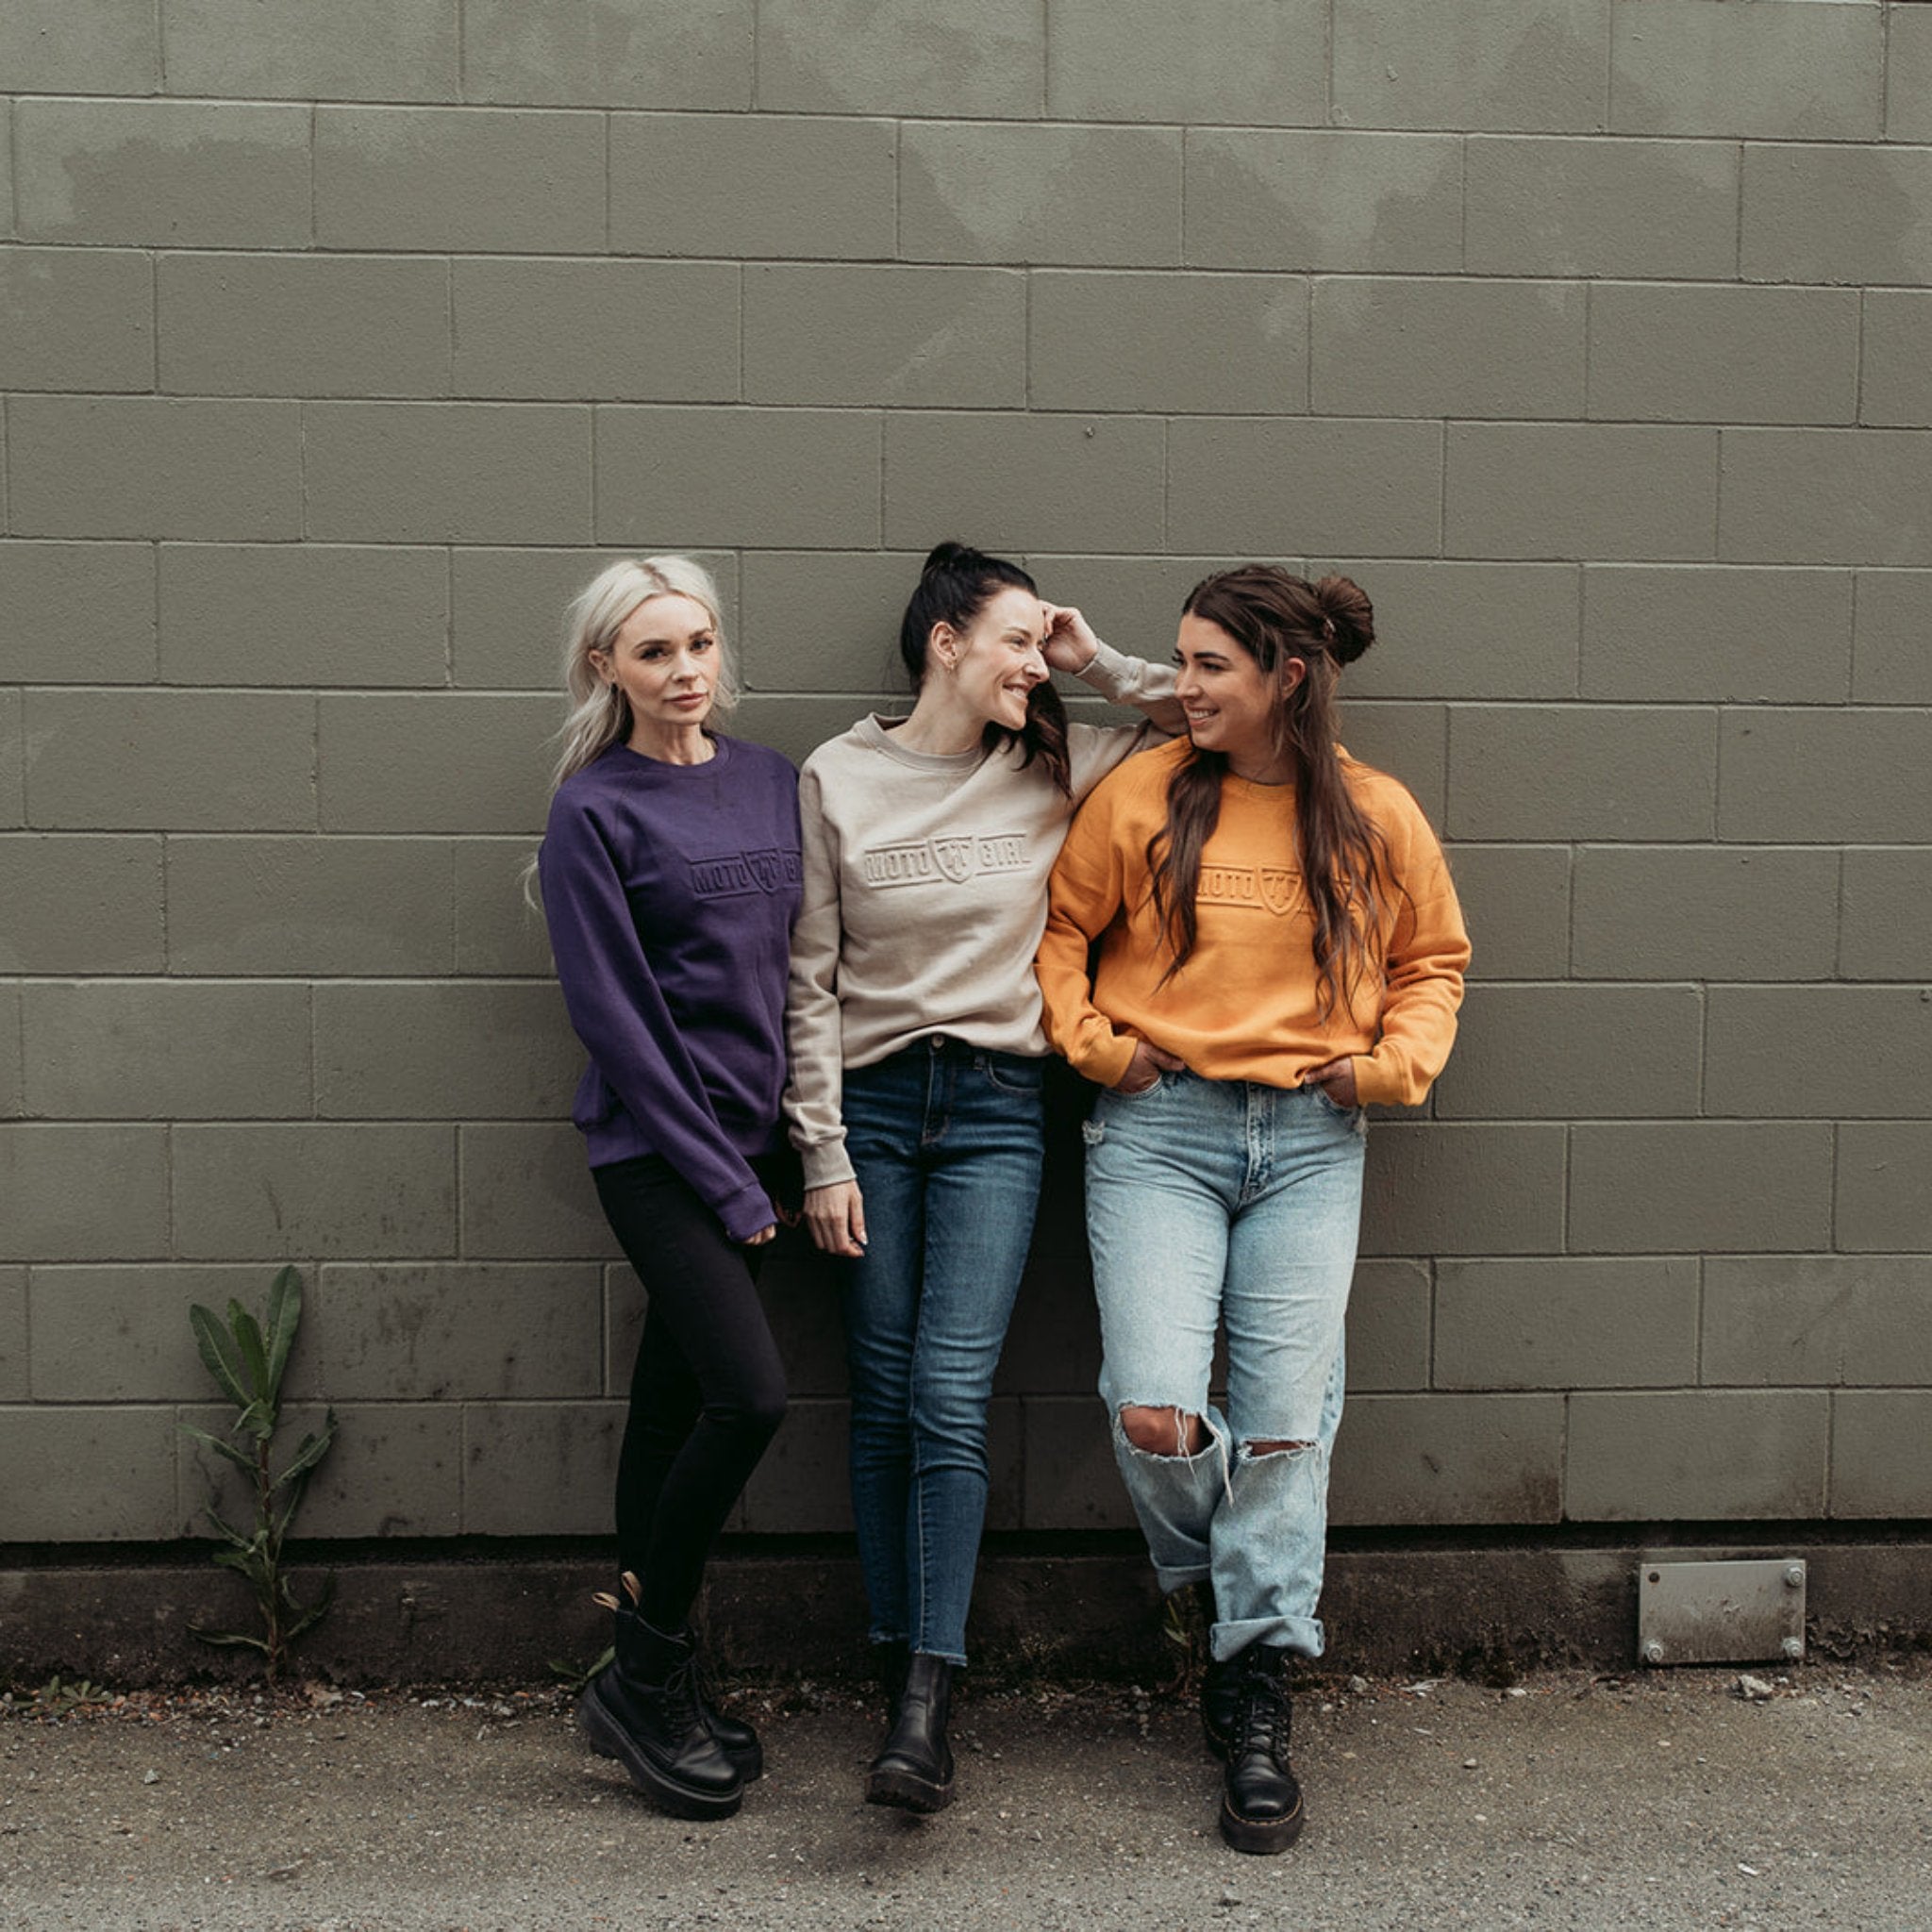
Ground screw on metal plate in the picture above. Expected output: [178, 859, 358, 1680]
[1642, 1640, 1666, 1666]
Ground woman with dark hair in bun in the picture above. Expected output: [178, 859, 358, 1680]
[1037, 566, 1469, 1855]
[784, 541, 1181, 1812]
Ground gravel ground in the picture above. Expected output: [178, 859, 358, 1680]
[3, 1662, 1929, 1931]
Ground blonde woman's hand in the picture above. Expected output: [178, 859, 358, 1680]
[1041, 603, 1100, 675]
[1306, 1057, 1359, 1108]
[804, 1180, 868, 1258]
[742, 1224, 777, 1247]
[1113, 1039, 1186, 1094]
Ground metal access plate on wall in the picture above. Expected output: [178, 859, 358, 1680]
[1638, 1558, 1807, 1667]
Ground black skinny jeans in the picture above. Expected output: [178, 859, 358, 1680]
[592, 1154, 789, 1633]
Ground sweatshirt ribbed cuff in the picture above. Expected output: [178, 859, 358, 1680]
[799, 1139, 856, 1192]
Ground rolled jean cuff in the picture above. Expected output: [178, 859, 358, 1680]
[1211, 1611, 1325, 1663]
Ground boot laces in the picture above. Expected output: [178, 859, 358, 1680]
[1232, 1659, 1291, 1757]
[660, 1655, 706, 1732]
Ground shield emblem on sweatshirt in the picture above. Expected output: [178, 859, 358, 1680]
[747, 848, 786, 893]
[933, 838, 975, 884]
[1259, 866, 1301, 916]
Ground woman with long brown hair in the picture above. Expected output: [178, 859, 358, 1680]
[1036, 564, 1469, 1855]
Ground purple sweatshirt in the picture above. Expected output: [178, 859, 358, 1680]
[538, 735, 802, 1241]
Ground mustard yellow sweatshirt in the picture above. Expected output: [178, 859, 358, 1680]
[1036, 738, 1470, 1107]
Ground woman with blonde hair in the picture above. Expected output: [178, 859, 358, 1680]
[1037, 564, 1469, 1854]
[536, 556, 799, 1823]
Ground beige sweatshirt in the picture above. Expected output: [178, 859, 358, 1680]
[783, 642, 1180, 1190]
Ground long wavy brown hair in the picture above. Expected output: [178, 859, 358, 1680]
[1146, 565, 1391, 1020]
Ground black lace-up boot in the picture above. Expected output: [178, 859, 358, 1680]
[865, 1651, 955, 1812]
[576, 1605, 743, 1820]
[1201, 1652, 1243, 1757]
[583, 1575, 762, 1781]
[1218, 1644, 1305, 1854]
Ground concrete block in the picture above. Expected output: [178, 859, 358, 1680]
[1719, 708, 1932, 842]
[26, 1264, 270, 1402]
[1021, 1395, 1134, 1531]
[1436, 1257, 1698, 1391]
[1852, 570, 1932, 703]
[995, 1261, 1101, 1400]
[1840, 848, 1932, 980]
[452, 546, 738, 691]
[1313, 278, 1585, 420]
[1361, 1124, 1568, 1257]
[1833, 1393, 1932, 1520]
[737, 551, 923, 693]
[1334, 562, 1581, 703]
[158, 255, 449, 399]
[758, 0, 1039, 116]
[172, 1124, 457, 1261]
[8, 396, 301, 541]
[1331, 702, 1447, 825]
[463, 0, 751, 108]
[0, 103, 12, 242]
[0, 988, 18, 1120]
[1448, 705, 1717, 841]
[461, 1399, 624, 1535]
[315, 981, 576, 1121]
[0, 692, 20, 829]
[610, 112, 894, 259]
[1705, 1256, 1932, 1391]
[307, 1262, 601, 1401]
[1168, 419, 1443, 558]
[318, 693, 555, 835]
[0, 247, 153, 391]
[1446, 424, 1719, 562]
[24, 980, 311, 1120]
[315, 107, 604, 253]
[1610, 0, 1883, 141]
[1347, 1259, 1432, 1393]
[456, 841, 551, 976]
[162, 0, 458, 100]
[2, 0, 156, 92]
[1590, 284, 1859, 427]
[1566, 1390, 1828, 1521]
[0, 1125, 169, 1261]
[1186, 130, 1462, 274]
[1742, 144, 1932, 287]
[1330, 1393, 1565, 1526]
[900, 122, 1181, 267]
[0, 837, 162, 974]
[0, 542, 157, 683]
[1048, 0, 1325, 124]
[885, 413, 1164, 556]
[1891, 10, 1932, 142]
[1707, 989, 1931, 1121]
[0, 1409, 176, 1541]
[459, 1124, 619, 1260]
[24, 690, 315, 832]
[1333, 0, 1609, 134]
[1436, 984, 1703, 1122]
[158, 543, 448, 687]
[1569, 1124, 1834, 1256]
[598, 408, 880, 550]
[15, 100, 308, 246]
[1465, 136, 1738, 279]
[740, 1398, 861, 1534]
[1031, 271, 1306, 415]
[746, 265, 1024, 408]
[168, 835, 454, 976]
[305, 403, 591, 545]
[1860, 291, 1932, 430]
[1441, 844, 1572, 981]
[1582, 564, 1851, 704]
[1573, 845, 1839, 983]
[453, 258, 737, 405]
[1837, 1124, 1932, 1256]
[1023, 555, 1258, 670]
[0, 1269, 23, 1400]
[730, 695, 881, 769]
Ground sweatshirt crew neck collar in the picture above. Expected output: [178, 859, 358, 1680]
[854, 712, 991, 775]
[609, 733, 731, 775]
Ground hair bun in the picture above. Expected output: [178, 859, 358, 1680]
[923, 540, 980, 576]
[1312, 575, 1374, 665]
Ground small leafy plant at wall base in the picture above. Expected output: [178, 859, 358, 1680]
[181, 1265, 337, 1684]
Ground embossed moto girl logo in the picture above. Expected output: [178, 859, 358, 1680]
[689, 849, 803, 896]
[1196, 865, 1305, 915]
[861, 833, 1031, 888]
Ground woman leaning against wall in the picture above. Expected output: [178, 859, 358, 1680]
[1036, 565, 1469, 1854]
[535, 557, 801, 1823]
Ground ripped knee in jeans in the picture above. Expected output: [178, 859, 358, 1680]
[1241, 1439, 1312, 1457]
[1118, 1404, 1208, 1457]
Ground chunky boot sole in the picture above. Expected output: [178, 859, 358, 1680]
[585, 1715, 762, 1783]
[865, 1762, 955, 1813]
[577, 1680, 743, 1822]
[1218, 1789, 1305, 1855]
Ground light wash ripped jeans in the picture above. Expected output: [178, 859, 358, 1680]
[1083, 1066, 1365, 1663]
